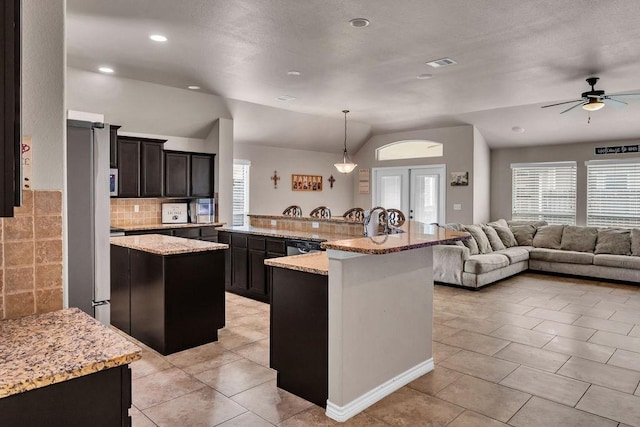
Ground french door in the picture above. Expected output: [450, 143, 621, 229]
[373, 166, 445, 224]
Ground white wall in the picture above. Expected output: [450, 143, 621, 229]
[234, 144, 355, 217]
[473, 128, 491, 223]
[23, 0, 66, 190]
[119, 131, 209, 153]
[218, 119, 233, 223]
[491, 138, 640, 225]
[352, 125, 475, 224]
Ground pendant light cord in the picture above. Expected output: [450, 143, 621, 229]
[343, 109, 349, 158]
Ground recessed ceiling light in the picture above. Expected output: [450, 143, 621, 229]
[512, 126, 525, 133]
[349, 18, 370, 28]
[276, 95, 296, 101]
[149, 34, 168, 42]
[417, 73, 433, 80]
[426, 58, 457, 68]
[187, 85, 200, 90]
[98, 67, 114, 74]
[287, 70, 301, 76]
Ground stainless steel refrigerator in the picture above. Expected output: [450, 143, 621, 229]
[66, 120, 111, 325]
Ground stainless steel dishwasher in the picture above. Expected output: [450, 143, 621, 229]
[285, 239, 323, 256]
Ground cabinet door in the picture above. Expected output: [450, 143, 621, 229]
[218, 232, 231, 288]
[249, 249, 267, 295]
[173, 227, 200, 239]
[191, 154, 215, 197]
[164, 151, 190, 197]
[110, 245, 131, 334]
[117, 138, 140, 197]
[109, 125, 120, 169]
[140, 141, 164, 197]
[231, 234, 248, 290]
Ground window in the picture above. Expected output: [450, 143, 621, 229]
[376, 140, 443, 161]
[511, 162, 577, 225]
[233, 160, 250, 226]
[586, 158, 640, 228]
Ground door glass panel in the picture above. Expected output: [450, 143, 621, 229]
[412, 174, 439, 224]
[379, 176, 402, 209]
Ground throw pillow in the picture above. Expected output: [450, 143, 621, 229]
[492, 225, 518, 247]
[461, 233, 479, 255]
[533, 225, 565, 249]
[631, 229, 640, 256]
[482, 224, 506, 251]
[594, 229, 631, 255]
[560, 226, 598, 253]
[463, 224, 493, 254]
[487, 218, 509, 229]
[510, 225, 537, 246]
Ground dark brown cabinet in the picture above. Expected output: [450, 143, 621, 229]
[218, 232, 232, 288]
[249, 237, 267, 295]
[164, 150, 215, 198]
[109, 125, 121, 169]
[124, 226, 218, 241]
[1, 0, 21, 217]
[191, 154, 215, 197]
[116, 136, 166, 198]
[231, 234, 249, 291]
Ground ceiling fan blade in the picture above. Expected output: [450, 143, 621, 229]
[560, 102, 585, 114]
[604, 97, 628, 107]
[541, 99, 583, 108]
[606, 93, 640, 99]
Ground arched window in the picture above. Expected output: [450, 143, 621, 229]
[376, 140, 443, 161]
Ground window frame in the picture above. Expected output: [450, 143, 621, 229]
[232, 159, 251, 226]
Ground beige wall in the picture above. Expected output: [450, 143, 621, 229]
[234, 144, 355, 217]
[473, 128, 491, 223]
[490, 138, 640, 225]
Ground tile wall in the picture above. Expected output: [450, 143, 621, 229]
[249, 217, 363, 236]
[110, 198, 170, 227]
[0, 190, 63, 320]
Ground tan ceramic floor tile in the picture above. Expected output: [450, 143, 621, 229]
[440, 330, 510, 356]
[231, 380, 313, 424]
[525, 307, 580, 324]
[509, 396, 617, 427]
[543, 336, 615, 363]
[132, 367, 206, 410]
[576, 385, 640, 426]
[232, 338, 270, 367]
[195, 359, 276, 397]
[433, 324, 461, 341]
[218, 412, 274, 426]
[408, 366, 463, 396]
[433, 341, 462, 362]
[589, 330, 640, 353]
[436, 375, 530, 423]
[485, 311, 543, 329]
[493, 342, 569, 373]
[490, 324, 555, 348]
[226, 305, 263, 320]
[604, 309, 640, 325]
[520, 297, 569, 311]
[500, 365, 589, 406]
[561, 304, 616, 320]
[629, 325, 640, 337]
[131, 349, 173, 379]
[143, 387, 247, 426]
[533, 320, 596, 341]
[607, 349, 640, 372]
[234, 313, 271, 330]
[440, 350, 518, 383]
[218, 326, 269, 350]
[433, 311, 459, 324]
[557, 356, 640, 394]
[484, 301, 533, 315]
[130, 410, 157, 427]
[278, 405, 338, 426]
[366, 386, 464, 426]
[165, 341, 228, 368]
[551, 293, 601, 307]
[442, 317, 503, 334]
[181, 350, 244, 376]
[446, 410, 508, 426]
[573, 316, 633, 335]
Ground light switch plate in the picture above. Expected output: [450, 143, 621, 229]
[453, 204, 462, 211]
[312, 222, 319, 229]
[134, 205, 139, 213]
[270, 220, 277, 226]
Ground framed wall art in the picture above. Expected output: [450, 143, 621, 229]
[450, 171, 469, 186]
[292, 174, 323, 191]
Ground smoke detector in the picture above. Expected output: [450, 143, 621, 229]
[349, 18, 370, 28]
[426, 58, 457, 68]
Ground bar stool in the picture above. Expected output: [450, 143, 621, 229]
[309, 206, 331, 219]
[282, 205, 302, 217]
[379, 208, 406, 227]
[343, 207, 365, 222]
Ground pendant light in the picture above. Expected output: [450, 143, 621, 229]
[334, 109, 357, 174]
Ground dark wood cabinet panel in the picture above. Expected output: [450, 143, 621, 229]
[173, 227, 200, 239]
[249, 249, 267, 295]
[110, 245, 131, 335]
[117, 136, 165, 198]
[109, 125, 121, 169]
[218, 231, 232, 288]
[191, 154, 215, 197]
[140, 141, 164, 197]
[164, 151, 190, 197]
[117, 138, 140, 198]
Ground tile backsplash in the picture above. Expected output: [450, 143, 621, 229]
[110, 198, 187, 227]
[0, 190, 63, 319]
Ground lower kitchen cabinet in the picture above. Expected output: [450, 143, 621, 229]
[124, 225, 219, 241]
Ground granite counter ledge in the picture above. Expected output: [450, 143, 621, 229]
[264, 252, 328, 276]
[216, 225, 352, 242]
[111, 222, 224, 232]
[110, 234, 228, 255]
[0, 308, 141, 399]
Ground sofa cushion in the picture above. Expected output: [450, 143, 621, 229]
[495, 247, 531, 264]
[464, 253, 510, 274]
[511, 225, 537, 246]
[560, 226, 598, 253]
[487, 218, 509, 229]
[491, 225, 518, 248]
[594, 229, 631, 255]
[463, 225, 493, 254]
[461, 233, 480, 255]
[530, 248, 594, 265]
[533, 225, 565, 249]
[482, 225, 506, 251]
[632, 229, 640, 256]
[593, 254, 640, 270]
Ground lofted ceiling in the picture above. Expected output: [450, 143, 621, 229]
[66, 0, 640, 151]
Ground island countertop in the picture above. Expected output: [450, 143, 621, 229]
[264, 252, 329, 275]
[216, 225, 353, 242]
[110, 234, 228, 255]
[0, 308, 141, 399]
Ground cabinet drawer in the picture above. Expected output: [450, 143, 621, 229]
[248, 237, 265, 250]
[174, 228, 201, 238]
[125, 229, 172, 236]
[200, 227, 218, 237]
[232, 234, 248, 248]
[266, 239, 286, 255]
[218, 232, 230, 244]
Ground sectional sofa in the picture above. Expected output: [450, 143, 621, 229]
[433, 219, 640, 289]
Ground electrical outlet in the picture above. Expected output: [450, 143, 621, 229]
[134, 204, 140, 213]
[453, 204, 462, 211]
[270, 220, 277, 226]
[312, 222, 319, 229]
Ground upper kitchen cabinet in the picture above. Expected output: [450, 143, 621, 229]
[164, 151, 215, 198]
[109, 125, 121, 169]
[116, 136, 166, 198]
[1, 0, 21, 217]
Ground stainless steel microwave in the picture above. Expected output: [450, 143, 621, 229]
[109, 169, 118, 197]
[189, 198, 215, 223]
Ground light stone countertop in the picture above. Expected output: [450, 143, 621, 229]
[110, 234, 228, 255]
[112, 222, 224, 231]
[216, 225, 353, 242]
[247, 214, 360, 224]
[0, 308, 141, 399]
[264, 252, 329, 276]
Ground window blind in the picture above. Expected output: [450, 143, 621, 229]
[586, 159, 640, 228]
[233, 161, 250, 226]
[511, 162, 577, 225]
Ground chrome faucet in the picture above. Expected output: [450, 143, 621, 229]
[363, 206, 389, 236]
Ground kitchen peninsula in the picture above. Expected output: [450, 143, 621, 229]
[265, 222, 467, 422]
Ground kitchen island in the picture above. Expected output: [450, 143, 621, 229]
[0, 308, 141, 426]
[110, 234, 228, 355]
[266, 222, 467, 422]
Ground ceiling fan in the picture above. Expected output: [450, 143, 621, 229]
[541, 77, 640, 114]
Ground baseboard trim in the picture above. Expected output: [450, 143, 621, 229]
[325, 358, 434, 422]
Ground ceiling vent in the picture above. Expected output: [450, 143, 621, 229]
[425, 58, 457, 68]
[276, 95, 296, 101]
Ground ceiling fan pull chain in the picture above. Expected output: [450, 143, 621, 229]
[588, 112, 591, 124]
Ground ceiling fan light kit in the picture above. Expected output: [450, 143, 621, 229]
[582, 98, 605, 111]
[334, 110, 357, 174]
